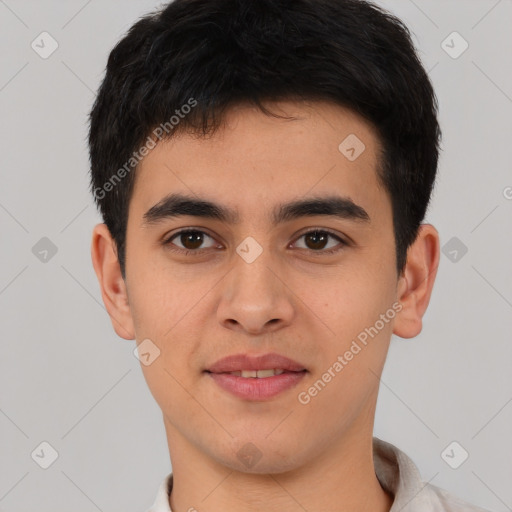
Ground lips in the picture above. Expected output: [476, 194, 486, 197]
[205, 353, 307, 400]
[205, 353, 306, 374]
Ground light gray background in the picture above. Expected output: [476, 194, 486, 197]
[0, 1, 511, 511]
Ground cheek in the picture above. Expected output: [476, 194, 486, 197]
[314, 268, 394, 335]
[308, 280, 396, 401]
[126, 263, 188, 336]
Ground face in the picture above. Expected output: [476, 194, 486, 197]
[115, 101, 406, 472]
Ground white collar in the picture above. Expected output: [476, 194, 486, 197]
[145, 437, 489, 511]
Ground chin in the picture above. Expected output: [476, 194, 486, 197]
[225, 456, 305, 475]
[213, 438, 308, 475]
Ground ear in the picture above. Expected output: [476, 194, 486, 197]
[393, 224, 440, 339]
[90, 223, 135, 340]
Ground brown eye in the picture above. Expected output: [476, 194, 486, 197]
[164, 230, 216, 252]
[293, 229, 346, 253]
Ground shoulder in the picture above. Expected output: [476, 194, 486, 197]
[144, 473, 173, 512]
[372, 437, 494, 512]
[423, 482, 493, 512]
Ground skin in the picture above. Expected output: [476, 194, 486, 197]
[91, 100, 439, 512]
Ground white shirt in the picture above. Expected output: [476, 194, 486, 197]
[146, 437, 491, 511]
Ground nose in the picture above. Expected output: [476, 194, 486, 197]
[216, 250, 295, 336]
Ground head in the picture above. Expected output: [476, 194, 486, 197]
[90, 0, 440, 473]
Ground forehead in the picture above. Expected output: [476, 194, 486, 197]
[129, 100, 388, 225]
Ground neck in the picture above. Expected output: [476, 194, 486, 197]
[164, 421, 393, 512]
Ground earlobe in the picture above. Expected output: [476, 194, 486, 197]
[90, 223, 135, 340]
[393, 224, 440, 339]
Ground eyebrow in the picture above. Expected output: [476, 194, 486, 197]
[142, 192, 370, 227]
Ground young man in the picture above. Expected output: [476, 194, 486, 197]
[89, 0, 491, 510]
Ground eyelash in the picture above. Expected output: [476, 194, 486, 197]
[162, 228, 348, 256]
